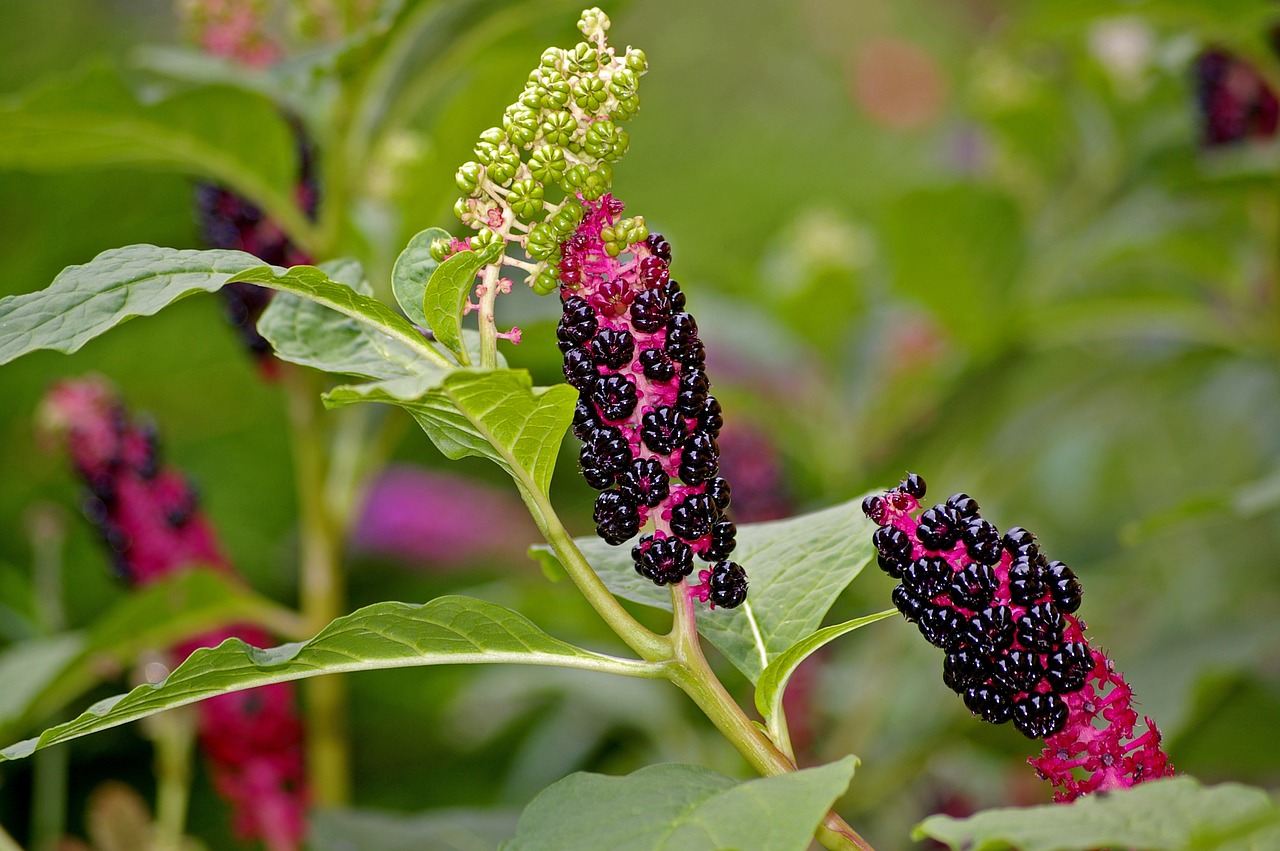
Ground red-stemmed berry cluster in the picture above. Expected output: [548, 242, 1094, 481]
[863, 473, 1174, 800]
[41, 378, 308, 848]
[557, 196, 746, 608]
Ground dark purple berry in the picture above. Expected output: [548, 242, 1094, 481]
[1003, 526, 1036, 554]
[993, 650, 1046, 694]
[703, 519, 738, 560]
[633, 534, 694, 585]
[617, 457, 670, 508]
[900, 472, 926, 499]
[678, 433, 719, 485]
[563, 347, 598, 388]
[708, 561, 748, 608]
[670, 493, 716, 541]
[1045, 642, 1091, 694]
[591, 374, 638, 421]
[671, 337, 706, 369]
[1016, 604, 1064, 654]
[641, 406, 687, 455]
[1045, 561, 1082, 613]
[873, 526, 913, 578]
[572, 398, 599, 439]
[962, 518, 1003, 565]
[707, 477, 732, 512]
[948, 562, 996, 611]
[558, 296, 598, 345]
[943, 647, 988, 693]
[1011, 693, 1068, 739]
[966, 605, 1015, 655]
[590, 327, 636, 369]
[946, 493, 980, 518]
[594, 490, 641, 545]
[901, 556, 951, 601]
[645, 232, 672, 262]
[917, 604, 965, 650]
[664, 280, 686, 310]
[963, 684, 1013, 724]
[666, 312, 698, 346]
[862, 495, 886, 524]
[1007, 555, 1048, 606]
[916, 505, 961, 551]
[630, 288, 672, 333]
[698, 396, 723, 436]
[638, 347, 676, 381]
[891, 584, 925, 621]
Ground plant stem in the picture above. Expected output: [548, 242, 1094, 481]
[150, 708, 196, 851]
[26, 504, 68, 851]
[665, 588, 874, 851]
[477, 264, 501, 369]
[283, 367, 351, 806]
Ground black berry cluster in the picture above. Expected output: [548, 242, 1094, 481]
[862, 474, 1087, 739]
[559, 196, 746, 609]
[1195, 48, 1279, 147]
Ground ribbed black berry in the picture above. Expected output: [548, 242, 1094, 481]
[698, 396, 723, 436]
[558, 296, 597, 345]
[670, 493, 717, 541]
[966, 605, 1015, 655]
[1007, 555, 1047, 606]
[948, 562, 996, 611]
[1011, 693, 1068, 739]
[630, 288, 672, 333]
[962, 518, 1003, 565]
[1016, 604, 1064, 654]
[563, 347, 598, 388]
[591, 374, 639, 421]
[703, 519, 737, 560]
[708, 561, 748, 608]
[590, 327, 636, 369]
[593, 490, 641, 545]
[963, 684, 1013, 724]
[678, 440, 719, 485]
[862, 495, 886, 524]
[916, 505, 961, 550]
[873, 526, 913, 578]
[638, 347, 676, 381]
[900, 472, 927, 499]
[946, 493, 980, 518]
[664, 279, 687, 310]
[943, 647, 988, 693]
[707, 477, 732, 512]
[640, 405, 687, 454]
[632, 534, 695, 585]
[891, 584, 925, 621]
[993, 649, 1045, 694]
[1044, 642, 1091, 693]
[617, 457, 670, 508]
[1045, 561, 1082, 613]
[645, 232, 672, 262]
[902, 556, 951, 601]
[918, 604, 965, 650]
[1003, 526, 1036, 554]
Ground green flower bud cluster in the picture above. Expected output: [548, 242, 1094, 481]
[449, 7, 647, 294]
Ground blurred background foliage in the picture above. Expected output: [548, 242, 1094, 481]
[1, 0, 1279, 847]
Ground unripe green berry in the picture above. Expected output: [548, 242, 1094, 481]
[519, 85, 542, 110]
[455, 161, 483, 193]
[626, 48, 648, 74]
[526, 223, 559, 260]
[584, 119, 628, 161]
[507, 178, 545, 220]
[612, 95, 641, 122]
[478, 126, 506, 146]
[528, 145, 568, 183]
[567, 42, 599, 75]
[541, 110, 576, 146]
[429, 237, 452, 262]
[453, 197, 472, 223]
[540, 47, 563, 70]
[469, 227, 500, 252]
[503, 105, 539, 147]
[487, 145, 521, 186]
[561, 163, 590, 193]
[577, 7, 610, 39]
[609, 68, 638, 99]
[573, 76, 607, 112]
[531, 266, 560, 295]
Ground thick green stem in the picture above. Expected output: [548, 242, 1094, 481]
[477, 264, 501, 369]
[150, 709, 196, 851]
[283, 368, 351, 806]
[665, 588, 873, 851]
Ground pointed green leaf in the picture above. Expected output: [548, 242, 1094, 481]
[0, 569, 302, 739]
[915, 777, 1280, 851]
[423, 243, 503, 365]
[257, 259, 435, 380]
[393, 227, 452, 329]
[505, 757, 856, 851]
[754, 609, 897, 724]
[530, 495, 877, 682]
[325, 369, 577, 501]
[0, 596, 659, 762]
[0, 245, 267, 364]
[0, 63, 299, 230]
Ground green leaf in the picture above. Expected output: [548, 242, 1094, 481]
[0, 569, 301, 739]
[915, 777, 1280, 851]
[0, 62, 299, 230]
[0, 245, 269, 365]
[0, 596, 657, 762]
[504, 757, 856, 851]
[754, 609, 897, 724]
[325, 369, 577, 502]
[422, 243, 504, 365]
[257, 259, 436, 380]
[309, 807, 520, 851]
[393, 227, 452, 329]
[530, 495, 878, 682]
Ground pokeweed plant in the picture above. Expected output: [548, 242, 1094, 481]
[0, 6, 1278, 851]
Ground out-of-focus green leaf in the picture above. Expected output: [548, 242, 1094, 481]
[326, 368, 576, 501]
[393, 227, 451, 329]
[915, 777, 1280, 850]
[530, 495, 877, 682]
[309, 807, 520, 851]
[504, 757, 856, 851]
[754, 609, 896, 725]
[0, 569, 302, 739]
[0, 596, 659, 762]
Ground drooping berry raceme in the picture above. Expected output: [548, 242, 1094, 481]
[558, 196, 746, 609]
[1195, 48, 1279, 146]
[40, 378, 308, 849]
[443, 7, 648, 297]
[862, 474, 1174, 801]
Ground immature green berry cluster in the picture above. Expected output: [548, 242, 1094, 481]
[443, 7, 648, 294]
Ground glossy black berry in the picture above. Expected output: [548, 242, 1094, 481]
[916, 505, 961, 551]
[900, 472, 927, 499]
[873, 526, 913, 578]
[593, 490, 641, 545]
[563, 347, 598, 388]
[558, 296, 597, 345]
[943, 647, 989, 693]
[946, 493, 980, 518]
[891, 584, 925, 622]
[591, 374, 639, 421]
[666, 312, 698, 346]
[708, 561, 748, 608]
[572, 398, 599, 439]
[1002, 526, 1036, 554]
[664, 280, 687, 310]
[640, 406, 687, 455]
[590, 327, 636, 369]
[993, 650, 1046, 694]
[697, 396, 723, 436]
[671, 337, 706, 368]
[1016, 604, 1064, 654]
[633, 534, 694, 585]
[862, 495, 886, 524]
[948, 562, 996, 611]
[670, 493, 717, 541]
[703, 519, 738, 560]
[963, 684, 1013, 724]
[707, 477, 732, 512]
[617, 457, 670, 508]
[1045, 561, 1082, 614]
[966, 605, 1015, 655]
[1007, 555, 1048, 606]
[901, 556, 951, 601]
[638, 347, 676, 381]
[962, 518, 1003, 565]
[917, 604, 965, 650]
[678, 434, 719, 485]
[645, 232, 672, 262]
[630, 287, 672, 333]
[1011, 693, 1068, 739]
[1045, 642, 1091, 694]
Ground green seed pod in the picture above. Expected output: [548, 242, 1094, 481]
[469, 227, 501, 253]
[487, 145, 522, 186]
[540, 110, 577, 146]
[453, 197, 473, 223]
[584, 119, 627, 161]
[429, 237, 453, 263]
[573, 76, 608, 112]
[473, 139, 499, 165]
[625, 48, 648, 74]
[531, 265, 561, 295]
[478, 126, 506, 146]
[519, 85, 543, 110]
[549, 206, 582, 238]
[455, 161, 483, 193]
[612, 95, 641, 122]
[526, 223, 559, 260]
[540, 47, 563, 70]
[578, 7, 610, 37]
[507, 179, 545, 220]
[561, 163, 590, 194]
[567, 42, 599, 75]
[609, 68, 638, 99]
[503, 104, 540, 147]
[528, 145, 568, 184]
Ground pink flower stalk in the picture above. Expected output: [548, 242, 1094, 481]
[862, 474, 1174, 801]
[557, 196, 746, 609]
[41, 378, 307, 849]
